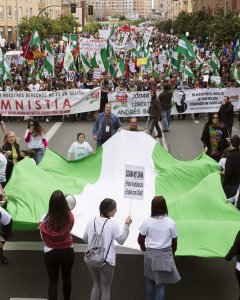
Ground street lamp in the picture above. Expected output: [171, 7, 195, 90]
[35, 2, 78, 29]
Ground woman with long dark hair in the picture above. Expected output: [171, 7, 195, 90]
[39, 190, 75, 300]
[83, 198, 132, 300]
[201, 112, 229, 162]
[24, 118, 48, 164]
[138, 196, 181, 300]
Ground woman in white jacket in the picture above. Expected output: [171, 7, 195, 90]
[83, 198, 132, 300]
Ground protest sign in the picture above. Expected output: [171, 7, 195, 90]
[136, 58, 147, 66]
[0, 88, 100, 116]
[124, 165, 145, 200]
[93, 68, 102, 79]
[98, 29, 111, 40]
[79, 38, 106, 56]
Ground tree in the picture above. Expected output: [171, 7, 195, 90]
[19, 13, 80, 40]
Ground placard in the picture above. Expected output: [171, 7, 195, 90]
[124, 165, 145, 200]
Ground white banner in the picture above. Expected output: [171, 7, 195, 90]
[79, 38, 106, 56]
[108, 91, 151, 117]
[172, 87, 240, 114]
[0, 88, 100, 116]
[98, 29, 111, 40]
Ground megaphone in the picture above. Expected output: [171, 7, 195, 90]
[65, 194, 76, 210]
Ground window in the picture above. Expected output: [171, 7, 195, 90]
[26, 7, 28, 16]
[30, 8, 32, 16]
[19, 7, 22, 18]
[7, 6, 12, 20]
[0, 6, 4, 20]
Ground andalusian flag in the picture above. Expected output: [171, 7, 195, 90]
[177, 35, 195, 60]
[183, 64, 195, 79]
[152, 63, 160, 80]
[63, 43, 74, 71]
[99, 48, 109, 71]
[81, 54, 90, 74]
[210, 49, 220, 74]
[0, 60, 12, 82]
[232, 63, 240, 85]
[44, 41, 54, 73]
[170, 50, 180, 71]
[234, 33, 240, 59]
[5, 131, 240, 257]
[116, 57, 126, 77]
[29, 28, 40, 47]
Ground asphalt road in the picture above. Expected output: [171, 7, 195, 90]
[0, 115, 239, 300]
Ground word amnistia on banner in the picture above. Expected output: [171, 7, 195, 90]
[0, 88, 101, 116]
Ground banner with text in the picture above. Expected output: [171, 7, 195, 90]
[79, 38, 106, 56]
[172, 87, 240, 114]
[108, 91, 151, 117]
[0, 88, 100, 116]
[124, 165, 145, 200]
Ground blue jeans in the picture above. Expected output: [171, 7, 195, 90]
[146, 279, 165, 300]
[33, 148, 44, 165]
[161, 110, 171, 131]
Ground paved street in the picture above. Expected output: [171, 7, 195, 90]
[0, 115, 239, 300]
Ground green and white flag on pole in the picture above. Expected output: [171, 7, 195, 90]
[5, 130, 240, 258]
[29, 28, 41, 47]
[70, 35, 77, 51]
[44, 41, 54, 74]
[177, 35, 195, 60]
[62, 33, 69, 44]
[152, 63, 160, 80]
[81, 54, 91, 74]
[63, 43, 74, 71]
[210, 49, 220, 75]
[232, 64, 240, 86]
[183, 64, 195, 80]
[170, 50, 180, 71]
[235, 34, 240, 60]
[116, 57, 126, 77]
[0, 60, 13, 82]
[99, 48, 109, 71]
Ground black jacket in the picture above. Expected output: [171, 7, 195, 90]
[224, 148, 240, 185]
[218, 102, 234, 128]
[158, 90, 173, 110]
[225, 230, 240, 263]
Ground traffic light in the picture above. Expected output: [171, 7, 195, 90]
[88, 5, 93, 15]
[70, 4, 77, 13]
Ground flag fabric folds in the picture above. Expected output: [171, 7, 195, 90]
[5, 131, 240, 258]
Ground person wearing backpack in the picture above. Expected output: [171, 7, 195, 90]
[83, 198, 132, 300]
[38, 190, 75, 300]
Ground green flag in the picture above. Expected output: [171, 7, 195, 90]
[44, 41, 54, 74]
[177, 35, 195, 60]
[29, 28, 41, 47]
[210, 49, 220, 75]
[5, 132, 240, 258]
[232, 64, 240, 86]
[90, 54, 98, 69]
[100, 48, 109, 71]
[152, 63, 159, 80]
[81, 54, 90, 74]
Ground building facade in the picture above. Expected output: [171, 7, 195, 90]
[192, 0, 240, 16]
[0, 0, 39, 43]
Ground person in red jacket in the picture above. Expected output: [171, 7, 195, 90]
[39, 190, 75, 300]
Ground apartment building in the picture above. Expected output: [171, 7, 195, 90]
[133, 0, 152, 18]
[192, 0, 240, 15]
[0, 0, 39, 43]
[86, 0, 133, 18]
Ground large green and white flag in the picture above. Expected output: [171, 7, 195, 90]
[62, 33, 69, 44]
[210, 49, 220, 74]
[63, 43, 74, 71]
[5, 131, 240, 257]
[44, 41, 54, 74]
[177, 35, 195, 60]
[81, 54, 91, 74]
[70, 35, 77, 51]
